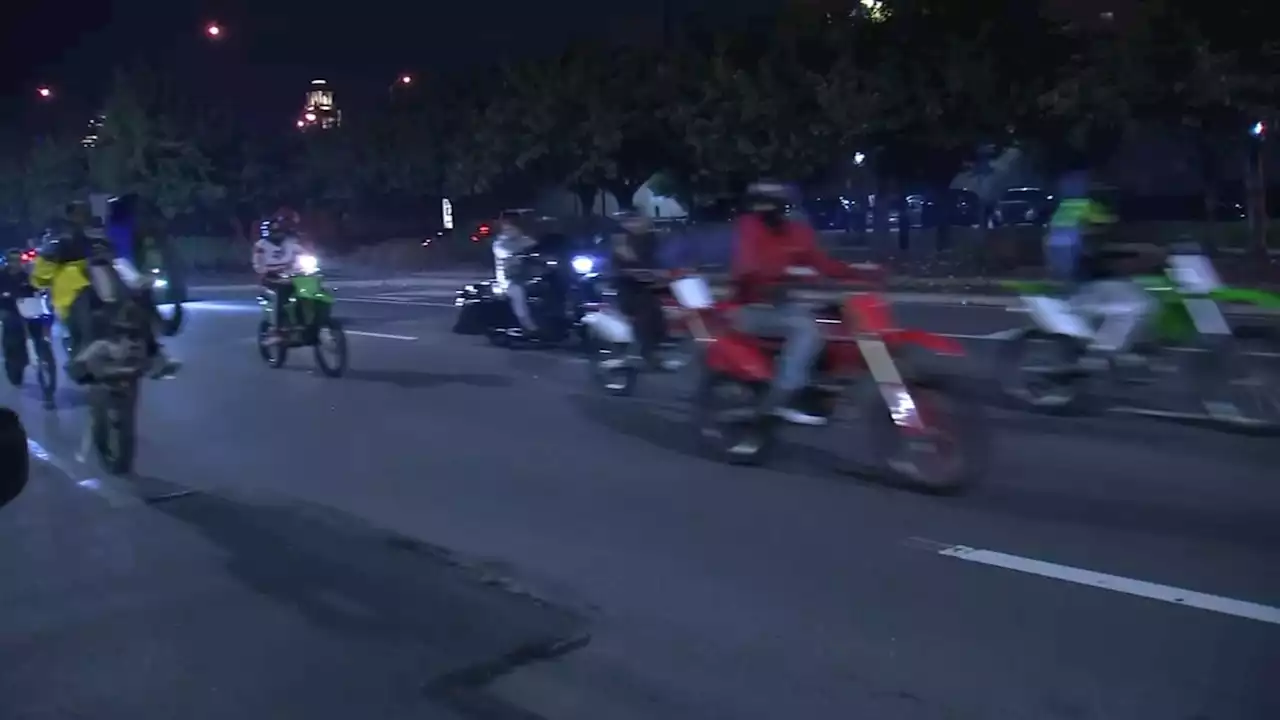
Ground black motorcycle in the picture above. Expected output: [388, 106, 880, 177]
[454, 244, 604, 348]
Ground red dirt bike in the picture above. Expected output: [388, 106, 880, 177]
[673, 271, 989, 494]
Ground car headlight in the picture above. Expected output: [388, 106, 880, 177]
[571, 256, 594, 274]
[152, 277, 168, 289]
[298, 254, 319, 274]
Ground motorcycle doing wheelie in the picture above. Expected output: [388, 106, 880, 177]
[997, 247, 1280, 430]
[581, 268, 693, 396]
[681, 270, 989, 494]
[76, 257, 162, 474]
[2, 290, 57, 407]
[256, 253, 348, 377]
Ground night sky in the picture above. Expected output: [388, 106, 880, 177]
[1, 0, 775, 134]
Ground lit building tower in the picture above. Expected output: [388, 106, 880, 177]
[297, 79, 341, 131]
[82, 114, 105, 148]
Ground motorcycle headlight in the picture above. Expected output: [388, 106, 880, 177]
[571, 255, 594, 274]
[298, 254, 319, 274]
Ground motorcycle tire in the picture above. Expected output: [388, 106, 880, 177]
[313, 317, 348, 378]
[91, 381, 138, 475]
[692, 368, 774, 466]
[257, 319, 289, 368]
[4, 358, 23, 387]
[34, 336, 56, 400]
[587, 335, 638, 397]
[858, 373, 990, 495]
[996, 327, 1089, 413]
[156, 302, 184, 337]
[1196, 325, 1280, 434]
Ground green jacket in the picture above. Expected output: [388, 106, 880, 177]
[1050, 198, 1115, 230]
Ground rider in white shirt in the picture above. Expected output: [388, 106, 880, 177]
[252, 219, 304, 344]
[491, 219, 538, 333]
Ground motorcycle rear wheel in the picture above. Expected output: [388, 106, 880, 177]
[997, 327, 1088, 412]
[692, 369, 774, 465]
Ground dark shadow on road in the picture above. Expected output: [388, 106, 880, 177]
[316, 367, 513, 389]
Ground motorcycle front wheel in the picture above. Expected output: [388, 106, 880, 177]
[257, 319, 289, 368]
[588, 335, 638, 396]
[859, 375, 989, 495]
[313, 316, 348, 378]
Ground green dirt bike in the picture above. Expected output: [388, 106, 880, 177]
[996, 250, 1280, 431]
[255, 256, 347, 377]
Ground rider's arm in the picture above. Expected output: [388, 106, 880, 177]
[251, 241, 270, 277]
[792, 223, 872, 281]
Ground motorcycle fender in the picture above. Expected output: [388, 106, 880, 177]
[884, 328, 965, 356]
[1023, 296, 1093, 340]
[582, 311, 634, 344]
[704, 334, 772, 382]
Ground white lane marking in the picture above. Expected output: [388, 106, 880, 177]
[346, 330, 418, 341]
[27, 437, 138, 508]
[934, 543, 1280, 626]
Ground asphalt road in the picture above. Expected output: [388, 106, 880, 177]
[3, 286, 1278, 720]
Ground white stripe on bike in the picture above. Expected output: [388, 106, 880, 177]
[346, 330, 418, 341]
[341, 297, 455, 308]
[930, 542, 1280, 626]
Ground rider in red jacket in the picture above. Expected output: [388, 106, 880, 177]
[730, 181, 876, 426]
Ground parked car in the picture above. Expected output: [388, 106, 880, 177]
[991, 187, 1055, 227]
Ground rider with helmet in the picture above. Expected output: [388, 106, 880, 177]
[607, 210, 677, 369]
[31, 201, 178, 382]
[253, 215, 306, 344]
[732, 180, 877, 426]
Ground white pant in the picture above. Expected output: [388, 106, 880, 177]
[1070, 280, 1155, 353]
[506, 282, 536, 331]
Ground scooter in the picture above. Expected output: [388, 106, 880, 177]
[682, 270, 988, 494]
[581, 269, 693, 396]
[997, 248, 1280, 430]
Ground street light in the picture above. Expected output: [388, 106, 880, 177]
[399, 74, 413, 85]
[36, 86, 52, 99]
[205, 22, 222, 39]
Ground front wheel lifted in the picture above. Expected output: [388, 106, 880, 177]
[91, 382, 138, 474]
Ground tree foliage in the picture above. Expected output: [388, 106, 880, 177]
[3, 3, 1274, 230]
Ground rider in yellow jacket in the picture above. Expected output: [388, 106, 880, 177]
[30, 201, 178, 381]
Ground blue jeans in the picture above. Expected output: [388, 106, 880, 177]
[737, 303, 824, 404]
[1045, 229, 1080, 283]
